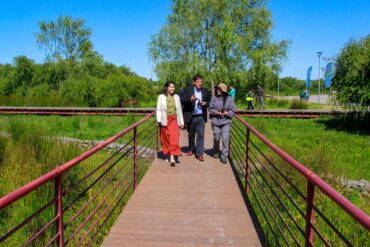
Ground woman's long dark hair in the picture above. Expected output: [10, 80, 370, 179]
[163, 80, 175, 95]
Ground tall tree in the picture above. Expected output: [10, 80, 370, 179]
[149, 0, 289, 89]
[332, 35, 370, 109]
[36, 15, 92, 62]
[13, 56, 35, 95]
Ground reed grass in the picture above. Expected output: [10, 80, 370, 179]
[231, 116, 370, 246]
[0, 115, 156, 246]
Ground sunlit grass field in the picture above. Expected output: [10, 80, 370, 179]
[0, 114, 368, 245]
[0, 114, 142, 141]
[0, 114, 155, 246]
[245, 116, 369, 181]
[231, 115, 369, 245]
[235, 97, 333, 110]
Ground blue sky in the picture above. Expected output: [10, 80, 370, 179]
[0, 0, 369, 80]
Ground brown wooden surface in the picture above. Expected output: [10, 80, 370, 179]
[103, 122, 261, 246]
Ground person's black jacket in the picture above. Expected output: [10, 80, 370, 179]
[180, 85, 210, 124]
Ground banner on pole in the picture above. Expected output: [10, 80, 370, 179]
[306, 66, 313, 88]
[324, 62, 334, 88]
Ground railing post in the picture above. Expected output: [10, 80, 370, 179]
[305, 181, 315, 247]
[245, 128, 251, 194]
[133, 127, 138, 190]
[55, 175, 64, 247]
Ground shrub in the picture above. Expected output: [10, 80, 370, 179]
[290, 99, 308, 109]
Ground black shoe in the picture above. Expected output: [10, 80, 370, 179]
[221, 158, 228, 164]
[213, 152, 220, 159]
[170, 155, 176, 166]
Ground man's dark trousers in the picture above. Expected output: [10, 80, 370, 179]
[188, 115, 205, 157]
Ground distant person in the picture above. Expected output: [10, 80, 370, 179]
[300, 89, 310, 101]
[257, 85, 265, 109]
[304, 89, 310, 100]
[245, 90, 254, 110]
[229, 85, 236, 100]
[156, 81, 184, 166]
[180, 74, 210, 161]
[209, 83, 236, 164]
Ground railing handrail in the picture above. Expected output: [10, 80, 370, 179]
[0, 111, 155, 209]
[234, 114, 370, 230]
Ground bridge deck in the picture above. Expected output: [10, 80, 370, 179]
[103, 123, 261, 246]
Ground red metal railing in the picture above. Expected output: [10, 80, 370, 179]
[230, 114, 370, 246]
[0, 112, 158, 246]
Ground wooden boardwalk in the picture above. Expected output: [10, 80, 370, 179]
[103, 123, 261, 246]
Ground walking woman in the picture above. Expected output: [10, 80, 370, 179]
[156, 81, 184, 166]
[209, 83, 236, 164]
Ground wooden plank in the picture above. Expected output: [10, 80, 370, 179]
[102, 122, 261, 246]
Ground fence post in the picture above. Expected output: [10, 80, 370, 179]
[133, 127, 138, 190]
[245, 128, 251, 194]
[55, 175, 64, 247]
[305, 181, 315, 247]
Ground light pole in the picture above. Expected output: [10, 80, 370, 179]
[317, 51, 322, 103]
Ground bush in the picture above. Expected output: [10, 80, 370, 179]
[59, 77, 93, 106]
[332, 35, 370, 108]
[290, 99, 308, 109]
[26, 84, 51, 97]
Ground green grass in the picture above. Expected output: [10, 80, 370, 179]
[0, 114, 142, 141]
[0, 95, 157, 108]
[244, 117, 370, 181]
[231, 116, 370, 246]
[235, 97, 330, 110]
[0, 95, 78, 107]
[0, 115, 156, 246]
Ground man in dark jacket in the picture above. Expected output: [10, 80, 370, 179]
[180, 74, 210, 161]
[257, 85, 265, 109]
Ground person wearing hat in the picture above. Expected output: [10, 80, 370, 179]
[209, 83, 236, 164]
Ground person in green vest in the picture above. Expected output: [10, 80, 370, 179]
[245, 90, 254, 110]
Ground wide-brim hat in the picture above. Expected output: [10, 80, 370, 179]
[217, 83, 228, 93]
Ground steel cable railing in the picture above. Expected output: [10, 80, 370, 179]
[247, 145, 307, 228]
[0, 112, 158, 246]
[230, 114, 370, 246]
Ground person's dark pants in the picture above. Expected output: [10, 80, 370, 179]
[188, 115, 205, 157]
[247, 101, 254, 110]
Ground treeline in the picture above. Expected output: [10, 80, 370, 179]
[273, 77, 323, 96]
[0, 15, 158, 107]
[0, 55, 156, 107]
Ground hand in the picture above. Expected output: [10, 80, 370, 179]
[201, 102, 207, 106]
[191, 94, 196, 102]
[180, 124, 184, 129]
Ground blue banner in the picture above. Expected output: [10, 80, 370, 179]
[306, 66, 313, 88]
[324, 63, 334, 88]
